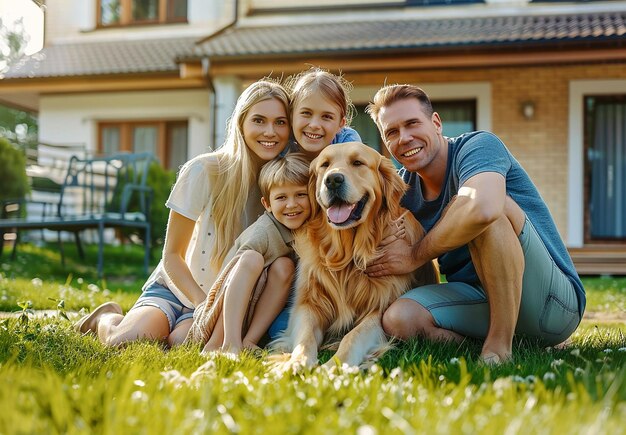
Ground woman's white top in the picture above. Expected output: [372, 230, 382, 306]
[143, 153, 264, 308]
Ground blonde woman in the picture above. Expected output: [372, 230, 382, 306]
[74, 80, 293, 347]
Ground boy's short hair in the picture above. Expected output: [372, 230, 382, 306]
[259, 153, 310, 199]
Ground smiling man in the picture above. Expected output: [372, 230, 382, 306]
[365, 84, 585, 363]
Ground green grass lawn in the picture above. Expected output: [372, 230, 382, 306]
[0, 242, 625, 433]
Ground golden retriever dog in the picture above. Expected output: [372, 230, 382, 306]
[273, 142, 438, 370]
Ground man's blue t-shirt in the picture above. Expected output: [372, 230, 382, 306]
[399, 131, 586, 315]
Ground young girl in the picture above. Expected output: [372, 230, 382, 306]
[267, 67, 363, 339]
[74, 79, 293, 347]
[288, 67, 361, 159]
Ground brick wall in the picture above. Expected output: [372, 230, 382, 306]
[351, 63, 626, 240]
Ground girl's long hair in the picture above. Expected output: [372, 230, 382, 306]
[287, 67, 355, 126]
[209, 80, 290, 272]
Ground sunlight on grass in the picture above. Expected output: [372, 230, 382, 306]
[582, 276, 626, 315]
[0, 242, 152, 311]
[0, 317, 624, 434]
[0, 274, 139, 312]
[1, 242, 625, 433]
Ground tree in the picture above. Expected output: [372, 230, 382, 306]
[0, 16, 29, 75]
[0, 15, 37, 150]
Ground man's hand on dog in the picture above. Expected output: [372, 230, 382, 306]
[379, 214, 406, 247]
[366, 237, 423, 277]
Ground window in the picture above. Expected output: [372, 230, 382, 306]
[352, 100, 476, 163]
[406, 0, 483, 5]
[98, 120, 188, 170]
[433, 100, 476, 137]
[97, 0, 187, 27]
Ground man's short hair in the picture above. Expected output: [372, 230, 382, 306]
[259, 153, 310, 199]
[366, 84, 434, 132]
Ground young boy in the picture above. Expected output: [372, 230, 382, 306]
[185, 153, 311, 355]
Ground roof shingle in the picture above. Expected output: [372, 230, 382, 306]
[4, 37, 198, 79]
[3, 11, 624, 80]
[192, 12, 626, 58]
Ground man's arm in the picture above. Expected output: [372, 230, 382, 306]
[366, 171, 506, 276]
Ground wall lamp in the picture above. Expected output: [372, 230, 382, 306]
[521, 101, 535, 120]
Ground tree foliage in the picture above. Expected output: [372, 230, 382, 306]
[0, 17, 28, 75]
[0, 16, 38, 149]
[0, 137, 30, 201]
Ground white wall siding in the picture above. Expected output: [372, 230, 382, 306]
[44, 0, 230, 43]
[213, 76, 243, 151]
[39, 89, 212, 160]
[44, 0, 83, 43]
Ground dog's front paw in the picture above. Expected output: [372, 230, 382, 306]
[269, 353, 316, 376]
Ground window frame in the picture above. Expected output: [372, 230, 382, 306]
[96, 0, 188, 28]
[352, 99, 477, 159]
[97, 119, 188, 169]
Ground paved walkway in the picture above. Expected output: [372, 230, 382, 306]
[1, 310, 624, 322]
[0, 310, 81, 320]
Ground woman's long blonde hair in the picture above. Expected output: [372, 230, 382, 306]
[209, 79, 290, 272]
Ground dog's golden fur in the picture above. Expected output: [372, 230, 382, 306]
[273, 142, 438, 369]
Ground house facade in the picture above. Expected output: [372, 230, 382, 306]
[1, 0, 625, 273]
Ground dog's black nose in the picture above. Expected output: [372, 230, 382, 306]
[325, 173, 344, 190]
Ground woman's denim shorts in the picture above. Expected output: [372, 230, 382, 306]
[130, 281, 194, 332]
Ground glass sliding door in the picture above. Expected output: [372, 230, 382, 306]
[585, 96, 626, 241]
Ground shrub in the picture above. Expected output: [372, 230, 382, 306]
[145, 162, 176, 246]
[112, 161, 175, 247]
[0, 137, 30, 201]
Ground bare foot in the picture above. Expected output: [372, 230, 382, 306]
[479, 350, 512, 366]
[201, 342, 219, 355]
[553, 338, 572, 350]
[73, 302, 123, 334]
[242, 340, 261, 351]
[220, 343, 243, 357]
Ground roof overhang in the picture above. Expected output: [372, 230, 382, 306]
[185, 10, 626, 77]
[0, 70, 206, 112]
[200, 42, 626, 78]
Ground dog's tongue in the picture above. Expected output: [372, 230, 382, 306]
[327, 203, 356, 224]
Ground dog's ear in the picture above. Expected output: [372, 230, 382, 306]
[378, 155, 408, 216]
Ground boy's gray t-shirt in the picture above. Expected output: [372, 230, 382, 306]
[399, 130, 586, 315]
